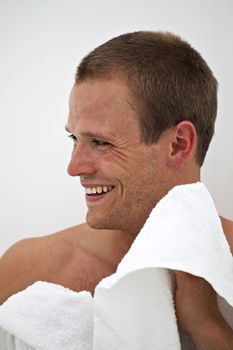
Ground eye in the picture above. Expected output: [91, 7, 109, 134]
[68, 134, 77, 144]
[92, 138, 111, 148]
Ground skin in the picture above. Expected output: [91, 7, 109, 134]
[175, 271, 233, 350]
[0, 78, 232, 348]
[0, 224, 134, 301]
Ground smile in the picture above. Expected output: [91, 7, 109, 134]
[85, 185, 114, 195]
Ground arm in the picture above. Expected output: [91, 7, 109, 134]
[175, 272, 233, 350]
[0, 239, 37, 304]
[0, 232, 76, 305]
[175, 216, 233, 349]
[0, 241, 31, 304]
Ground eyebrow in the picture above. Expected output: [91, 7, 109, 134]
[65, 125, 116, 141]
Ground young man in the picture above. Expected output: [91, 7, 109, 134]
[1, 31, 233, 348]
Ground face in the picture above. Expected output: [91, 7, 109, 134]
[66, 79, 171, 235]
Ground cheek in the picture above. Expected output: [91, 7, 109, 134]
[100, 147, 138, 173]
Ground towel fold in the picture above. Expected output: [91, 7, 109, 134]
[0, 182, 232, 349]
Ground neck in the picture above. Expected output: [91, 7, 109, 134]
[86, 225, 135, 268]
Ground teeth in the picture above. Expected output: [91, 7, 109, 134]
[86, 186, 113, 195]
[91, 187, 97, 194]
[97, 187, 102, 194]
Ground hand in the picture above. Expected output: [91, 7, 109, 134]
[175, 271, 233, 350]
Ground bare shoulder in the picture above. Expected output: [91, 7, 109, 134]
[220, 216, 233, 252]
[0, 223, 92, 304]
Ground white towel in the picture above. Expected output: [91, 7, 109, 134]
[0, 282, 94, 349]
[0, 182, 232, 349]
[93, 182, 233, 349]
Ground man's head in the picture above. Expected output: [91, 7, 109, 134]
[66, 31, 218, 234]
[76, 31, 218, 166]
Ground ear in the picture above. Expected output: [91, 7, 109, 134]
[168, 121, 197, 169]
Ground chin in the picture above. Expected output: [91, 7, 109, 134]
[86, 213, 119, 231]
[86, 214, 108, 230]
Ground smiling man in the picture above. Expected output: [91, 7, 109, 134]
[1, 31, 233, 349]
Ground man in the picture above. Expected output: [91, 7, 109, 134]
[0, 31, 233, 348]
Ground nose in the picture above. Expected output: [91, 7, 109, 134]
[67, 144, 97, 177]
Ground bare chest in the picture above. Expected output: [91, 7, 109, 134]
[52, 247, 116, 295]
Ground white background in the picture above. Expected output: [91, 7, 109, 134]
[0, 0, 232, 256]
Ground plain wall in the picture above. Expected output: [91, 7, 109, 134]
[0, 0, 232, 256]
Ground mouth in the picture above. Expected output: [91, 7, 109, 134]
[84, 185, 115, 201]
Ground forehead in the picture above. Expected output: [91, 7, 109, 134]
[69, 79, 135, 119]
[67, 79, 141, 138]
